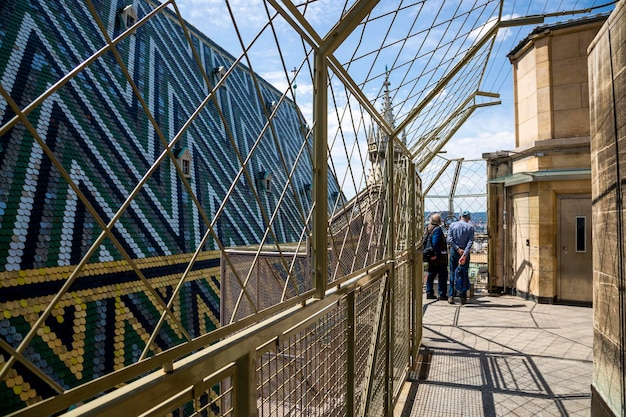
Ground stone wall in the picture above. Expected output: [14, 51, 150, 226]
[551, 24, 602, 139]
[588, 1, 626, 416]
[510, 18, 605, 147]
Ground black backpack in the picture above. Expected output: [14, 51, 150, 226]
[422, 226, 436, 261]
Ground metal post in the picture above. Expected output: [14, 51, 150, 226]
[234, 351, 257, 417]
[449, 159, 463, 216]
[346, 292, 356, 416]
[385, 136, 396, 415]
[313, 52, 328, 299]
[409, 164, 422, 368]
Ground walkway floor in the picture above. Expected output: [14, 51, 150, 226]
[394, 294, 594, 417]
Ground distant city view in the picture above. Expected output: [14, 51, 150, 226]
[424, 211, 487, 234]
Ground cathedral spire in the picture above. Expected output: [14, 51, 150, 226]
[382, 66, 395, 128]
[367, 67, 399, 185]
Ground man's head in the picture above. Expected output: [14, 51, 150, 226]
[430, 213, 442, 225]
[461, 210, 471, 220]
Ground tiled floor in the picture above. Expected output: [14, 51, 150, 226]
[395, 295, 593, 417]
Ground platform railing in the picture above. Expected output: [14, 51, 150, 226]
[64, 260, 410, 417]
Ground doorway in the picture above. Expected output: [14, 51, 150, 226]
[511, 194, 531, 293]
[557, 196, 593, 304]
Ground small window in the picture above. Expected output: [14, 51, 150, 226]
[214, 66, 227, 88]
[175, 147, 192, 179]
[118, 5, 137, 31]
[256, 171, 272, 192]
[576, 216, 586, 252]
[267, 100, 278, 112]
[214, 66, 227, 78]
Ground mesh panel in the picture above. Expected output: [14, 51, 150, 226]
[222, 250, 311, 325]
[393, 261, 412, 398]
[187, 379, 232, 417]
[423, 157, 487, 225]
[257, 304, 347, 416]
[328, 187, 386, 281]
[354, 277, 387, 417]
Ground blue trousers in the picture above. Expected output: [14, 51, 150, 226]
[449, 252, 470, 299]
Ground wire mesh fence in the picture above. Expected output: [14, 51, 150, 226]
[0, 0, 488, 412]
[257, 304, 347, 417]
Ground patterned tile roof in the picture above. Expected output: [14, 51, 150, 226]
[0, 1, 339, 413]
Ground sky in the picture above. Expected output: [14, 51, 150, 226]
[172, 0, 616, 154]
[431, 0, 617, 161]
[171, 0, 617, 199]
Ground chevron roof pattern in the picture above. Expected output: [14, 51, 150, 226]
[0, 1, 340, 413]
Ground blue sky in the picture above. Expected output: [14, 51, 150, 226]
[439, 0, 616, 160]
[173, 0, 615, 161]
[170, 0, 616, 207]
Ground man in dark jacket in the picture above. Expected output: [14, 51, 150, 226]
[425, 213, 448, 300]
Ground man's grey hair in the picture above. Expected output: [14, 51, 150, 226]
[430, 213, 442, 225]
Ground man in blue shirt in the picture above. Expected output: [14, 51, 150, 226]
[446, 211, 475, 304]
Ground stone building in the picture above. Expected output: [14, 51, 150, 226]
[484, 14, 609, 305]
[588, 2, 626, 416]
[485, 4, 626, 414]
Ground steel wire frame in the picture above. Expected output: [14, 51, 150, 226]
[423, 156, 489, 218]
[1, 0, 613, 415]
[7, 0, 460, 410]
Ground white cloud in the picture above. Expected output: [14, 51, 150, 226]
[468, 13, 526, 44]
[444, 129, 515, 160]
[178, 0, 264, 23]
[468, 17, 498, 42]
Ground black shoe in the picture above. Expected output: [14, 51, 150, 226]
[460, 299, 466, 305]
[426, 294, 437, 299]
[437, 296, 448, 301]
[448, 298, 454, 304]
